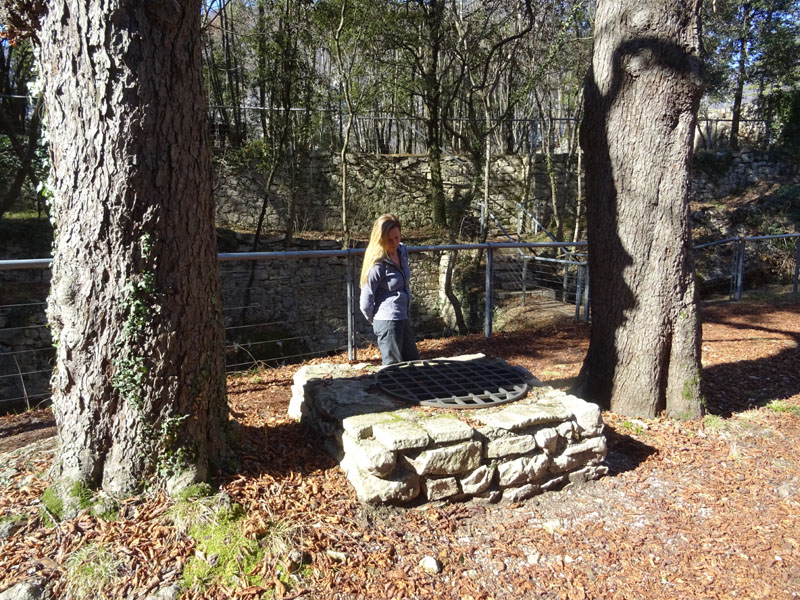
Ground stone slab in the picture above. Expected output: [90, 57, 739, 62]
[534, 427, 558, 453]
[372, 419, 430, 451]
[503, 483, 541, 503]
[341, 458, 420, 504]
[552, 392, 604, 437]
[497, 453, 550, 487]
[475, 402, 572, 431]
[423, 477, 460, 501]
[460, 465, 495, 495]
[551, 436, 607, 473]
[402, 440, 482, 476]
[340, 432, 396, 476]
[484, 432, 538, 459]
[342, 412, 398, 440]
[418, 417, 475, 444]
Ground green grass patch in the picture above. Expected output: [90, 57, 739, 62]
[0, 513, 26, 525]
[70, 481, 94, 511]
[64, 543, 123, 600]
[765, 400, 800, 417]
[172, 493, 306, 594]
[619, 420, 646, 435]
[182, 505, 267, 592]
[40, 486, 63, 524]
[177, 482, 215, 501]
[703, 414, 726, 431]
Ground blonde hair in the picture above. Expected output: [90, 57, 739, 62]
[360, 214, 402, 286]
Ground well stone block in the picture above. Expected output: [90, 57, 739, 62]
[373, 420, 431, 451]
[340, 431, 396, 476]
[475, 401, 572, 431]
[402, 440, 482, 476]
[342, 412, 397, 440]
[502, 483, 541, 503]
[534, 426, 559, 453]
[460, 465, 495, 495]
[484, 430, 538, 459]
[340, 457, 421, 505]
[423, 476, 461, 501]
[418, 417, 475, 444]
[289, 356, 607, 505]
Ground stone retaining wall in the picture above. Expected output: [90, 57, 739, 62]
[215, 150, 799, 235]
[692, 150, 800, 202]
[214, 153, 576, 234]
[288, 356, 607, 505]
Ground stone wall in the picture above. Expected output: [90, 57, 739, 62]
[692, 150, 800, 202]
[288, 357, 607, 505]
[214, 153, 577, 234]
[215, 150, 799, 236]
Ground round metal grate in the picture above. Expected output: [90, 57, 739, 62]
[375, 358, 529, 409]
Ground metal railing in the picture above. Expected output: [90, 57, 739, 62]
[3, 233, 800, 410]
[0, 241, 586, 410]
[693, 233, 800, 300]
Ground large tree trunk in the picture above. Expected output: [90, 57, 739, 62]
[575, 0, 704, 419]
[35, 0, 228, 501]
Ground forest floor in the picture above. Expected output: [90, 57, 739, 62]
[1, 297, 800, 599]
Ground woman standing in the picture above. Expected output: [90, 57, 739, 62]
[359, 214, 420, 365]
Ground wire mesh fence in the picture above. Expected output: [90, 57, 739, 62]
[693, 234, 800, 300]
[0, 267, 53, 410]
[206, 102, 774, 156]
[1, 234, 797, 411]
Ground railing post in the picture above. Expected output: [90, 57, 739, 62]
[794, 237, 800, 296]
[346, 252, 357, 361]
[516, 203, 523, 238]
[583, 268, 590, 323]
[575, 263, 584, 321]
[730, 238, 745, 301]
[485, 246, 494, 338]
[521, 256, 528, 308]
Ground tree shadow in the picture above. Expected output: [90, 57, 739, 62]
[700, 303, 800, 417]
[602, 423, 658, 476]
[419, 317, 589, 362]
[218, 419, 337, 486]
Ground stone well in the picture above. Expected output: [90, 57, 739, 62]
[288, 355, 607, 504]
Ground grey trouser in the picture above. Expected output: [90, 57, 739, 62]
[373, 319, 420, 365]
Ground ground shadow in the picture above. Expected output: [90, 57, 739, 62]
[420, 317, 589, 363]
[700, 302, 800, 417]
[602, 423, 658, 476]
[217, 419, 337, 487]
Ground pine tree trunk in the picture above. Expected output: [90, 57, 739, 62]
[576, 0, 704, 419]
[37, 0, 228, 498]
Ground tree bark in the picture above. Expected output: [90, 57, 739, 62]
[575, 0, 704, 419]
[34, 0, 228, 498]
